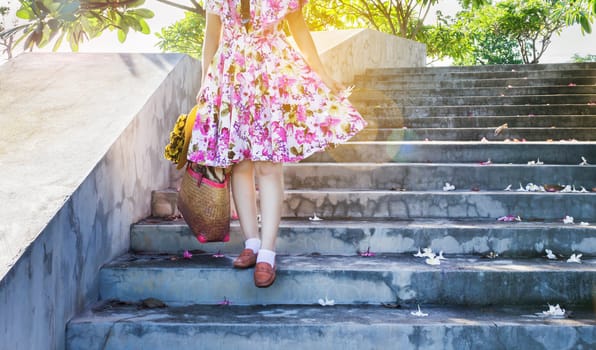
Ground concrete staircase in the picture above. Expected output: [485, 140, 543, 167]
[67, 63, 596, 349]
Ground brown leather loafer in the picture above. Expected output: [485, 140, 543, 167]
[233, 249, 257, 269]
[254, 262, 276, 288]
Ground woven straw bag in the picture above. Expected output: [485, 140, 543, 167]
[177, 163, 231, 243]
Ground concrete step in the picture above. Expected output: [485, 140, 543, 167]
[350, 85, 596, 98]
[282, 190, 595, 221]
[98, 254, 596, 306]
[306, 142, 596, 165]
[131, 218, 596, 257]
[364, 62, 596, 74]
[352, 127, 596, 141]
[353, 94, 596, 108]
[283, 163, 596, 191]
[67, 303, 596, 350]
[378, 115, 596, 128]
[393, 105, 596, 118]
[357, 77, 596, 90]
[357, 69, 596, 81]
[363, 115, 596, 129]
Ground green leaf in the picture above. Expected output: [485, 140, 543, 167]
[117, 28, 126, 43]
[580, 15, 592, 33]
[129, 8, 154, 19]
[16, 7, 35, 19]
[138, 18, 150, 34]
[52, 31, 65, 51]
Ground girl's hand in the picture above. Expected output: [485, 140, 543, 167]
[319, 72, 345, 95]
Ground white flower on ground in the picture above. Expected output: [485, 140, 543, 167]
[504, 184, 512, 191]
[545, 249, 557, 260]
[563, 216, 575, 224]
[560, 185, 573, 193]
[425, 256, 441, 266]
[318, 296, 335, 306]
[309, 213, 323, 221]
[580, 186, 588, 193]
[567, 253, 582, 263]
[413, 248, 425, 257]
[411, 305, 429, 317]
[443, 182, 455, 191]
[580, 222, 590, 226]
[422, 247, 435, 258]
[579, 157, 589, 166]
[498, 215, 522, 222]
[536, 158, 544, 165]
[480, 137, 489, 143]
[516, 183, 527, 192]
[527, 160, 536, 165]
[542, 304, 566, 317]
[438, 251, 447, 260]
[525, 183, 542, 192]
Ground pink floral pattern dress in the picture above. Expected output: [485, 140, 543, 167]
[187, 0, 367, 168]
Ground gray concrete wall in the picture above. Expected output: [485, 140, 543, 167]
[0, 53, 200, 350]
[311, 29, 427, 84]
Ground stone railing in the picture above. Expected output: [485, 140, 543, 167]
[0, 52, 200, 349]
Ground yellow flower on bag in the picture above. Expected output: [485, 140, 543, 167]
[164, 105, 199, 169]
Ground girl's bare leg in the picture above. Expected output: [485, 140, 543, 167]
[231, 160, 259, 241]
[254, 162, 284, 251]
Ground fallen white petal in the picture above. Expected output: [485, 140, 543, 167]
[504, 184, 512, 191]
[413, 248, 425, 258]
[563, 216, 575, 224]
[309, 213, 323, 221]
[580, 186, 588, 193]
[579, 157, 588, 166]
[560, 185, 572, 193]
[425, 256, 441, 266]
[443, 182, 455, 191]
[542, 304, 566, 317]
[545, 249, 557, 260]
[422, 247, 435, 258]
[318, 297, 335, 306]
[567, 253, 582, 263]
[411, 305, 429, 317]
[579, 222, 590, 226]
[536, 158, 544, 165]
[438, 251, 447, 260]
[516, 183, 527, 192]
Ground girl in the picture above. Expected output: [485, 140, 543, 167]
[188, 0, 366, 288]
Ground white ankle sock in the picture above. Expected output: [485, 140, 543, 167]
[256, 249, 276, 267]
[245, 238, 261, 254]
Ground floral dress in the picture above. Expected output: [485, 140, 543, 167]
[187, 0, 367, 168]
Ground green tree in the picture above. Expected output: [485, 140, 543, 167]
[421, 9, 522, 65]
[423, 0, 586, 65]
[156, 11, 205, 59]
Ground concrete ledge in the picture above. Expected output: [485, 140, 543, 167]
[0, 53, 200, 349]
[67, 304, 596, 350]
[309, 29, 426, 84]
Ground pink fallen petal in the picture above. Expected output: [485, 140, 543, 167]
[528, 114, 535, 117]
[497, 215, 517, 222]
[183, 250, 193, 259]
[568, 83, 577, 87]
[212, 250, 225, 258]
[480, 160, 492, 166]
[360, 247, 376, 257]
[588, 101, 596, 106]
[218, 297, 232, 306]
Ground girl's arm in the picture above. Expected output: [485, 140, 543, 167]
[197, 12, 222, 101]
[286, 8, 344, 94]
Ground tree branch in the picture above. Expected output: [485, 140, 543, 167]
[155, 0, 204, 15]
